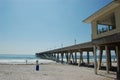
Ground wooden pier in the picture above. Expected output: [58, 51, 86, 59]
[36, 0, 120, 79]
[36, 41, 93, 65]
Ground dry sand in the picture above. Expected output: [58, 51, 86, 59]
[0, 63, 116, 80]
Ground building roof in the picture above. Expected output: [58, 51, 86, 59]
[83, 1, 120, 23]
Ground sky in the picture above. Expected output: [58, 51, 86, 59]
[0, 0, 113, 54]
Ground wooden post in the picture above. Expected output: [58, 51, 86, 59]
[54, 53, 57, 61]
[105, 45, 110, 74]
[71, 52, 74, 64]
[78, 50, 83, 66]
[116, 45, 120, 80]
[57, 53, 59, 62]
[87, 51, 90, 65]
[81, 52, 84, 63]
[52, 53, 54, 60]
[75, 51, 77, 64]
[93, 45, 97, 74]
[68, 52, 71, 64]
[61, 53, 64, 63]
[108, 50, 112, 70]
[65, 53, 69, 63]
[98, 49, 103, 70]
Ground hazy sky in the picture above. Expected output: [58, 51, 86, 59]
[0, 0, 113, 54]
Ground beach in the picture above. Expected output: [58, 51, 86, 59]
[0, 63, 116, 80]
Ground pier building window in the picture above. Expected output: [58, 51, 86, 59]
[97, 13, 116, 34]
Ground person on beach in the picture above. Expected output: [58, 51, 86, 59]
[26, 60, 27, 64]
[36, 60, 39, 71]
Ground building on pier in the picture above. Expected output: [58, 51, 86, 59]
[84, 0, 120, 79]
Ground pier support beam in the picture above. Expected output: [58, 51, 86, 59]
[68, 51, 74, 64]
[87, 51, 90, 65]
[98, 49, 103, 70]
[51, 53, 53, 60]
[108, 50, 112, 70]
[105, 45, 110, 74]
[116, 45, 120, 80]
[52, 53, 54, 60]
[57, 53, 59, 62]
[78, 50, 83, 66]
[71, 52, 74, 64]
[61, 53, 64, 63]
[68, 52, 71, 64]
[54, 53, 56, 61]
[75, 51, 77, 64]
[65, 53, 69, 63]
[50, 53, 53, 60]
[93, 45, 97, 74]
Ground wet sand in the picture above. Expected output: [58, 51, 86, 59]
[0, 63, 116, 80]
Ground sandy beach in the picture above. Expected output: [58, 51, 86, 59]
[0, 63, 116, 80]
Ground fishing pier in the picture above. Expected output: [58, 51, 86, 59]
[36, 0, 120, 79]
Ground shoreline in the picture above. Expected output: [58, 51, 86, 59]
[0, 59, 56, 65]
[0, 59, 117, 66]
[0, 62, 58, 65]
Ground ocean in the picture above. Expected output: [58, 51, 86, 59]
[0, 54, 55, 64]
[0, 53, 116, 64]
